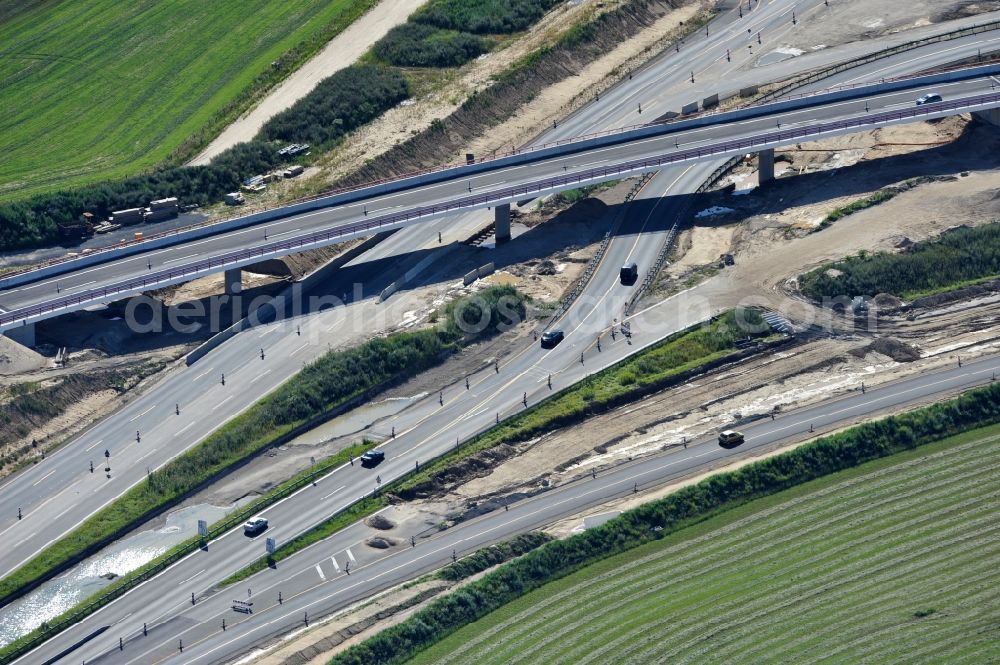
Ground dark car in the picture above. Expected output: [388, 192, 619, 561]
[718, 430, 745, 449]
[915, 93, 942, 105]
[540, 329, 564, 349]
[360, 450, 385, 467]
[620, 262, 639, 285]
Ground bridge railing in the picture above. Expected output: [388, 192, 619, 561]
[3, 88, 1000, 330]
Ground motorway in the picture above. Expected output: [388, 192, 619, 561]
[29, 350, 1000, 664]
[2, 20, 1000, 324]
[0, 0, 852, 591]
[4, 0, 1000, 657]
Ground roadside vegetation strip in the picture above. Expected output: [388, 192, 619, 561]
[0, 439, 373, 664]
[330, 384, 1000, 665]
[223, 308, 772, 584]
[339, 0, 708, 188]
[799, 219, 1000, 301]
[0, 286, 527, 609]
[0, 0, 378, 205]
[408, 427, 1000, 665]
[0, 0, 573, 254]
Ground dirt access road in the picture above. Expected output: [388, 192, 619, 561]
[189, 0, 425, 165]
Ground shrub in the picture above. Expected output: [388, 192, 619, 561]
[373, 23, 491, 68]
[799, 221, 1000, 300]
[413, 0, 562, 34]
[261, 64, 409, 148]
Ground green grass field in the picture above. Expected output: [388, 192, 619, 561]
[0, 0, 371, 199]
[409, 427, 1000, 664]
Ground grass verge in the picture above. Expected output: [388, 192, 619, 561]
[331, 383, 1000, 665]
[0, 440, 373, 663]
[0, 287, 527, 606]
[221, 309, 772, 584]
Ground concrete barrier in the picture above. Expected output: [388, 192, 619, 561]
[378, 281, 401, 303]
[462, 269, 478, 286]
[702, 93, 720, 109]
[681, 101, 699, 115]
[477, 262, 495, 278]
[740, 85, 759, 98]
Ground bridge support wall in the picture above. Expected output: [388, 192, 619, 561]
[974, 107, 1000, 127]
[758, 148, 775, 185]
[223, 268, 242, 297]
[5, 322, 36, 348]
[495, 204, 511, 243]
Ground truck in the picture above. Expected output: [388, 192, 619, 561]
[110, 208, 144, 225]
[283, 164, 304, 178]
[224, 192, 244, 206]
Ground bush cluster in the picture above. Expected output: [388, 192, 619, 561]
[0, 327, 453, 605]
[799, 221, 1000, 300]
[437, 533, 552, 582]
[413, 0, 562, 34]
[330, 382, 1000, 665]
[373, 23, 491, 68]
[260, 64, 409, 147]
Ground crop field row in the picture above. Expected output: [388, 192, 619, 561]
[410, 430, 1000, 664]
[0, 0, 368, 199]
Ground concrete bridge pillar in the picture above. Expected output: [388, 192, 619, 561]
[5, 322, 36, 348]
[223, 268, 243, 297]
[494, 204, 511, 244]
[758, 148, 775, 185]
[974, 108, 1000, 127]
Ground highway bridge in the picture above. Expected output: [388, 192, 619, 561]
[3, 1, 1000, 661]
[2, 62, 999, 336]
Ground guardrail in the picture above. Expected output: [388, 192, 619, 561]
[6, 87, 999, 332]
[5, 27, 999, 288]
[623, 154, 742, 316]
[545, 173, 655, 328]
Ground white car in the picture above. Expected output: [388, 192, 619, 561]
[915, 93, 942, 105]
[243, 517, 268, 535]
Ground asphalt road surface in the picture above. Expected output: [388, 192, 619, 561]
[27, 351, 1000, 665]
[2, 0, 999, 633]
[1, 6, 998, 323]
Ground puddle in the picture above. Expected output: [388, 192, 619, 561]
[0, 501, 244, 646]
[286, 395, 423, 447]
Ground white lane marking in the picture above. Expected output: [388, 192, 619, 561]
[346, 548, 356, 563]
[258, 326, 279, 338]
[321, 485, 345, 501]
[330, 556, 340, 572]
[249, 369, 271, 385]
[135, 448, 156, 462]
[289, 342, 309, 357]
[269, 227, 301, 238]
[315, 564, 326, 581]
[194, 367, 214, 381]
[63, 280, 96, 293]
[84, 438, 104, 453]
[129, 404, 157, 422]
[31, 469, 56, 486]
[177, 422, 194, 435]
[212, 395, 234, 411]
[180, 569, 205, 585]
[164, 253, 198, 265]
